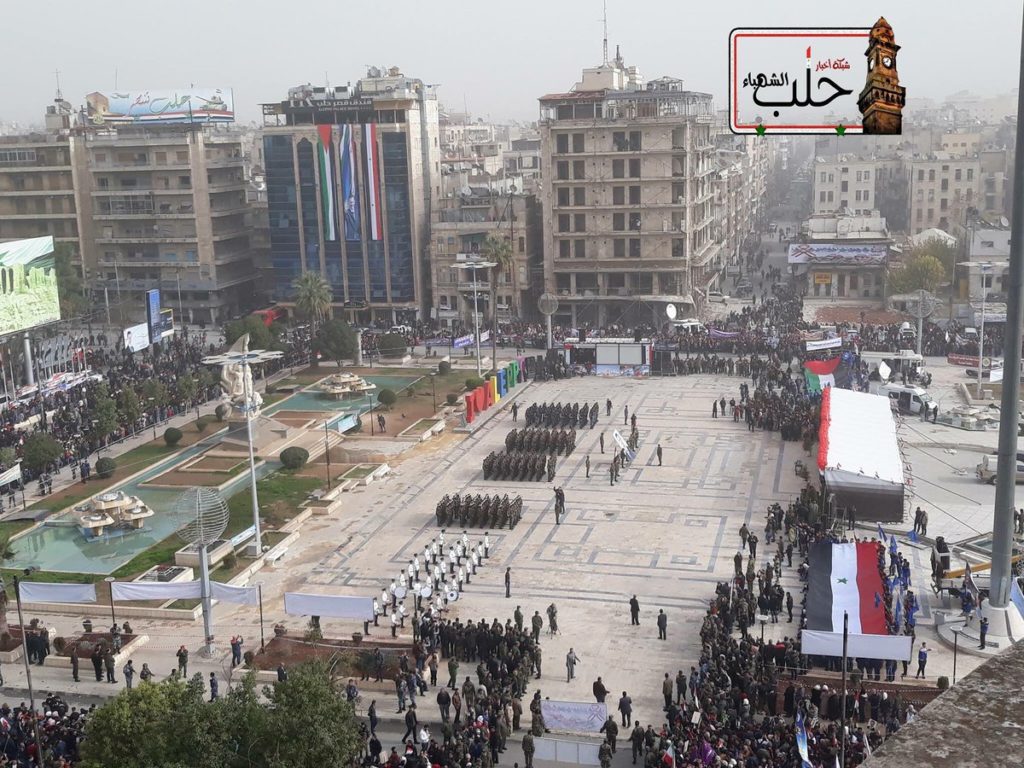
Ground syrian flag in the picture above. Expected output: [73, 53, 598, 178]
[364, 123, 383, 240]
[804, 358, 840, 393]
[806, 540, 888, 635]
[316, 125, 337, 241]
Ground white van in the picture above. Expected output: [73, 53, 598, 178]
[871, 382, 938, 417]
[976, 453, 1024, 484]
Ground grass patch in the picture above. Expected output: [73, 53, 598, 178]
[340, 464, 378, 480]
[407, 418, 442, 432]
[226, 472, 321, 536]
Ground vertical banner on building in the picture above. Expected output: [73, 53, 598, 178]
[363, 123, 383, 240]
[341, 125, 361, 242]
[316, 125, 337, 241]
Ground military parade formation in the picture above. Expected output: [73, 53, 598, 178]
[504, 427, 577, 455]
[524, 401, 599, 429]
[435, 493, 524, 529]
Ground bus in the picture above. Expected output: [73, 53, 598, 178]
[251, 306, 287, 327]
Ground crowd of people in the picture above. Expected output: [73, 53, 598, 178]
[0, 695, 90, 766]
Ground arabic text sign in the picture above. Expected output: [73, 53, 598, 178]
[539, 700, 607, 733]
[730, 28, 869, 134]
[86, 89, 234, 125]
[806, 337, 842, 352]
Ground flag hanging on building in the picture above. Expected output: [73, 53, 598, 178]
[316, 125, 337, 241]
[805, 540, 888, 635]
[804, 358, 841, 393]
[340, 125, 361, 242]
[363, 123, 383, 240]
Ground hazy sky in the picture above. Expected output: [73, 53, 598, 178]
[3, 0, 1019, 126]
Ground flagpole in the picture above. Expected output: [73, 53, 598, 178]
[840, 610, 848, 768]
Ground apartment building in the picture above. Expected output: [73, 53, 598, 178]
[0, 134, 78, 248]
[538, 53, 718, 327]
[812, 157, 878, 215]
[907, 154, 980, 234]
[72, 125, 257, 325]
[428, 190, 539, 328]
[261, 68, 440, 324]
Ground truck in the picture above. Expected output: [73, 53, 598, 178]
[869, 382, 938, 417]
[975, 452, 1024, 484]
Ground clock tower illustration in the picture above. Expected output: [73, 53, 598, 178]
[857, 17, 906, 135]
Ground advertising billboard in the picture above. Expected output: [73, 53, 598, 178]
[86, 88, 234, 125]
[145, 290, 173, 342]
[0, 236, 60, 337]
[122, 322, 151, 353]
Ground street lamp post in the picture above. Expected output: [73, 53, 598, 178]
[104, 575, 116, 627]
[952, 628, 960, 684]
[455, 258, 496, 377]
[324, 419, 332, 491]
[430, 372, 437, 414]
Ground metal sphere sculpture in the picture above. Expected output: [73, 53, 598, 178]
[173, 486, 230, 547]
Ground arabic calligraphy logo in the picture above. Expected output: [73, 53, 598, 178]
[744, 46, 854, 118]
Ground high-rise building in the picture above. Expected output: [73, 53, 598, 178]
[261, 68, 440, 325]
[537, 51, 718, 327]
[71, 125, 256, 325]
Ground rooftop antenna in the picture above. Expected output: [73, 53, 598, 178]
[114, 66, 118, 91]
[54, 69, 62, 101]
[602, 0, 609, 64]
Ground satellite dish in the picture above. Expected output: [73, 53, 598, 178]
[666, 303, 678, 320]
[1001, 216, 1010, 227]
[538, 293, 559, 316]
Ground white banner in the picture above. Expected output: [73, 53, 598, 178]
[111, 580, 202, 601]
[19, 581, 96, 604]
[211, 582, 260, 606]
[806, 337, 842, 352]
[989, 365, 1004, 383]
[0, 463, 22, 487]
[540, 700, 608, 733]
[534, 738, 601, 766]
[801, 630, 913, 661]
[611, 430, 634, 461]
[284, 592, 374, 620]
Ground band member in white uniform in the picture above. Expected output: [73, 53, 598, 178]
[372, 598, 381, 625]
[484, 532, 491, 558]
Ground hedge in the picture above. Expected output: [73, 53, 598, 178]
[280, 446, 310, 470]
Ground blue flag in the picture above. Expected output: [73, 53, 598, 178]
[795, 711, 812, 768]
[890, 535, 898, 555]
[894, 589, 903, 627]
[908, 529, 920, 543]
[877, 524, 887, 543]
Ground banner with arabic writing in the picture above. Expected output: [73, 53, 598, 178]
[730, 25, 905, 136]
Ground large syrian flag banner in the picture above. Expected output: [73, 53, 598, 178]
[803, 540, 913, 660]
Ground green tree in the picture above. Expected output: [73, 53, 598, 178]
[315, 318, 358, 367]
[175, 374, 198, 406]
[909, 236, 958, 282]
[224, 315, 278, 351]
[117, 388, 142, 430]
[292, 271, 332, 334]
[79, 663, 360, 768]
[377, 388, 398, 409]
[53, 242, 88, 319]
[21, 433, 62, 474]
[88, 383, 119, 446]
[887, 253, 947, 294]
[481, 233, 514, 371]
[0, 447, 16, 469]
[196, 366, 214, 395]
[141, 379, 169, 409]
[376, 333, 407, 357]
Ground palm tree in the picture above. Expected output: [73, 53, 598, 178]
[292, 271, 333, 368]
[481, 233, 514, 371]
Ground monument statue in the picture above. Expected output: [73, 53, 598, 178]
[220, 334, 263, 415]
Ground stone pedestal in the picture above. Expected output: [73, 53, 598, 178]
[219, 415, 295, 452]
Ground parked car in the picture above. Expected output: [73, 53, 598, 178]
[707, 291, 729, 304]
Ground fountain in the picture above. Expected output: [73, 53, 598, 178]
[318, 372, 377, 401]
[75, 491, 154, 539]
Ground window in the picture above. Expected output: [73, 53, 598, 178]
[927, 208, 934, 219]
[855, 190, 862, 201]
[556, 161, 569, 180]
[573, 187, 585, 205]
[918, 170, 924, 181]
[629, 238, 641, 257]
[828, 173, 834, 182]
[612, 159, 625, 178]
[967, 168, 974, 181]
[629, 212, 641, 231]
[856, 171, 862, 182]
[955, 168, 962, 181]
[574, 213, 586, 232]
[629, 186, 641, 205]
[841, 180, 848, 192]
[612, 132, 627, 151]
[820, 191, 827, 202]
[941, 198, 948, 211]
[864, 170, 870, 181]
[827, 191, 834, 202]
[613, 213, 626, 231]
[628, 159, 640, 178]
[863, 190, 870, 202]
[928, 170, 935, 181]
[613, 239, 626, 258]
[556, 134, 569, 154]
[176, 151, 188, 163]
[557, 188, 570, 206]
[558, 214, 570, 232]
[572, 133, 585, 153]
[179, 175, 191, 188]
[518, 236, 525, 253]
[559, 239, 571, 258]
[155, 152, 167, 164]
[612, 186, 625, 205]
[628, 131, 641, 151]
[941, 179, 949, 192]
[572, 160, 585, 179]
[820, 172, 827, 183]
[574, 239, 586, 258]
[840, 200, 847, 209]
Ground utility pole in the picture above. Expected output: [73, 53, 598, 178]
[988, 4, 1024, 640]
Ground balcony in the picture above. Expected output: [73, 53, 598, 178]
[690, 240, 721, 268]
[0, 211, 76, 220]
